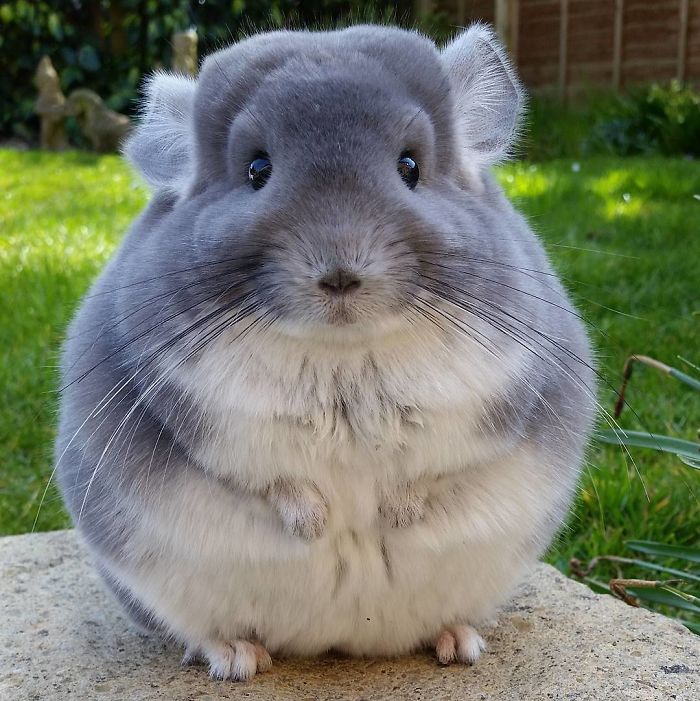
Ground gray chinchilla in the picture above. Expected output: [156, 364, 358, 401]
[56, 23, 596, 680]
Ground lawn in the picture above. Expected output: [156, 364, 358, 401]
[1, 149, 698, 585]
[0, 151, 149, 534]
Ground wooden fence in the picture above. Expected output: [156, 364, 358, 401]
[420, 0, 700, 93]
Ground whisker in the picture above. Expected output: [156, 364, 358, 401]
[412, 294, 502, 360]
[61, 276, 262, 391]
[82, 252, 267, 299]
[417, 278, 651, 497]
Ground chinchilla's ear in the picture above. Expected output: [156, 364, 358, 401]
[441, 23, 524, 171]
[123, 71, 196, 192]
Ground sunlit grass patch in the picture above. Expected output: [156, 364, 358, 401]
[497, 156, 700, 573]
[0, 150, 148, 533]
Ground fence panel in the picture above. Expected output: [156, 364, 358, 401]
[433, 0, 700, 90]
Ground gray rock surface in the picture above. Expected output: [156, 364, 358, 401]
[1, 530, 698, 700]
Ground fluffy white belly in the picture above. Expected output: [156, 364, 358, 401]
[108, 443, 555, 656]
[104, 331, 564, 656]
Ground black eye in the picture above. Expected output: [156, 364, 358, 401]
[398, 153, 419, 190]
[249, 155, 272, 190]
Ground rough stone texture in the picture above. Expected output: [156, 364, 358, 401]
[1, 530, 698, 700]
[66, 89, 131, 153]
[34, 56, 69, 151]
[172, 29, 198, 75]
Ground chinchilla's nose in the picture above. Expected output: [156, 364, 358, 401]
[317, 268, 362, 296]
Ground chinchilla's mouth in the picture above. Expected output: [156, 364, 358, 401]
[323, 301, 356, 326]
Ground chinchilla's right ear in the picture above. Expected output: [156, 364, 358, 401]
[123, 71, 196, 193]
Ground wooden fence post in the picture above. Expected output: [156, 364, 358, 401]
[495, 0, 508, 42]
[509, 0, 520, 63]
[495, 0, 520, 59]
[456, 0, 466, 26]
[677, 0, 689, 83]
[558, 0, 569, 98]
[612, 0, 624, 90]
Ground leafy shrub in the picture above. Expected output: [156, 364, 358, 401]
[1, 0, 187, 140]
[524, 82, 700, 160]
[587, 81, 700, 158]
[1, 0, 415, 142]
[521, 93, 616, 161]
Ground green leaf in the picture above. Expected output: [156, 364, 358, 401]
[597, 429, 700, 468]
[47, 12, 63, 40]
[626, 540, 700, 564]
[620, 557, 700, 584]
[678, 619, 700, 635]
[61, 65, 84, 89]
[669, 367, 700, 391]
[628, 587, 700, 615]
[77, 45, 100, 72]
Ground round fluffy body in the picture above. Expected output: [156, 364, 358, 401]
[56, 24, 596, 676]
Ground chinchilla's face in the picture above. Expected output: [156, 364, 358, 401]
[125, 25, 524, 342]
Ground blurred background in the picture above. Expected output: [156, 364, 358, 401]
[2, 0, 700, 157]
[1, 1, 699, 633]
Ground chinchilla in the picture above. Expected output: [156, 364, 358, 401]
[56, 23, 596, 680]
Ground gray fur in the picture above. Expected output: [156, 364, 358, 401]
[56, 23, 596, 672]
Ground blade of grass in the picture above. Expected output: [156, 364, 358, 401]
[616, 558, 700, 584]
[678, 619, 700, 635]
[584, 577, 700, 630]
[620, 355, 700, 391]
[613, 354, 700, 418]
[597, 430, 700, 468]
[669, 367, 700, 392]
[626, 540, 700, 564]
[583, 577, 612, 595]
[627, 587, 700, 615]
[678, 356, 700, 375]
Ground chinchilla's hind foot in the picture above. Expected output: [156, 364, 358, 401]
[183, 639, 272, 681]
[434, 624, 486, 665]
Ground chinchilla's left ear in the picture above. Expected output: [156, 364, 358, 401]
[441, 23, 524, 171]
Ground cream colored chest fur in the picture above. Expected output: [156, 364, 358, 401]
[174, 323, 529, 496]
[110, 323, 567, 659]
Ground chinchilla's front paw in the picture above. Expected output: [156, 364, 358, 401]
[378, 481, 429, 529]
[266, 479, 328, 540]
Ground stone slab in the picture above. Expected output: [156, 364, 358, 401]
[1, 530, 698, 700]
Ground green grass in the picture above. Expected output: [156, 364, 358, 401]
[0, 150, 148, 533]
[494, 158, 700, 573]
[1, 150, 698, 580]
